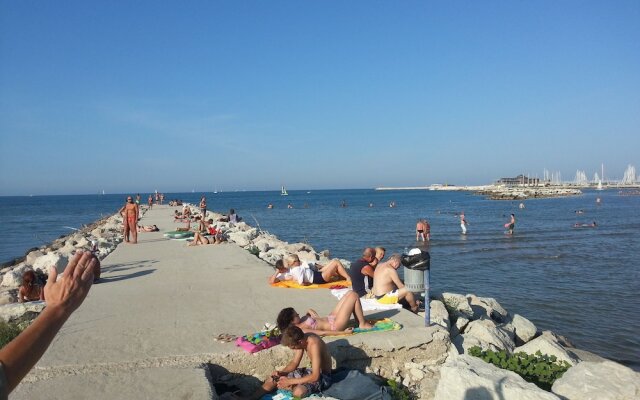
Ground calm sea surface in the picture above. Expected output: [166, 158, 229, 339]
[1, 189, 638, 369]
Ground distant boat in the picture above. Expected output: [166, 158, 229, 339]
[281, 186, 288, 196]
[214, 185, 218, 194]
[596, 180, 604, 191]
[101, 190, 105, 195]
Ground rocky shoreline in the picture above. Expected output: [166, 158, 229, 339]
[2, 204, 638, 399]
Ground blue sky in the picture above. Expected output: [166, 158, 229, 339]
[1, 1, 638, 195]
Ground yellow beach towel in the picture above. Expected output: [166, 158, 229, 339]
[270, 280, 351, 289]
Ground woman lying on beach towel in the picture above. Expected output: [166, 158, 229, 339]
[188, 230, 225, 246]
[137, 225, 159, 232]
[276, 290, 373, 336]
[272, 254, 351, 285]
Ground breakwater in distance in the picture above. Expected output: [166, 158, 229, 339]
[0, 189, 638, 370]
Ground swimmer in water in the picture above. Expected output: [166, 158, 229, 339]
[504, 214, 515, 235]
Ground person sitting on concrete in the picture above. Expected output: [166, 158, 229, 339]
[244, 326, 334, 399]
[276, 291, 373, 336]
[372, 254, 421, 313]
[273, 254, 350, 285]
[348, 247, 377, 297]
[0, 251, 97, 397]
[18, 270, 44, 303]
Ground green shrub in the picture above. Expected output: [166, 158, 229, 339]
[246, 246, 260, 257]
[0, 320, 24, 348]
[468, 346, 571, 391]
[386, 379, 413, 400]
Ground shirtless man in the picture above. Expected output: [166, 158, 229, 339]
[244, 326, 333, 399]
[416, 219, 430, 241]
[372, 254, 421, 313]
[118, 196, 139, 244]
[147, 195, 153, 209]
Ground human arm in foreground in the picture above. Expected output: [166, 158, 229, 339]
[0, 251, 96, 393]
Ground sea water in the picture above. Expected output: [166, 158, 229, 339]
[0, 189, 638, 369]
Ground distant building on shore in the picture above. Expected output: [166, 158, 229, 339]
[496, 174, 540, 187]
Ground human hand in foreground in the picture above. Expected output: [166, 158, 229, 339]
[276, 376, 293, 389]
[342, 327, 354, 334]
[44, 251, 96, 316]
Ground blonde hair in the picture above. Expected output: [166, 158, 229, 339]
[285, 254, 300, 266]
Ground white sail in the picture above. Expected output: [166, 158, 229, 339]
[281, 186, 288, 196]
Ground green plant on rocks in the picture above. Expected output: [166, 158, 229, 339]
[246, 245, 260, 257]
[468, 346, 571, 391]
[386, 379, 413, 400]
[0, 320, 24, 348]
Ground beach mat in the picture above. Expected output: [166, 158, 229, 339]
[270, 280, 351, 289]
[236, 329, 281, 353]
[163, 231, 194, 239]
[353, 318, 402, 334]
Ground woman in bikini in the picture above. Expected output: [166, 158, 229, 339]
[276, 291, 373, 336]
[18, 270, 44, 303]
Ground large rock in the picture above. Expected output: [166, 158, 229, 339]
[511, 313, 537, 344]
[462, 319, 515, 353]
[297, 251, 318, 263]
[552, 360, 640, 400]
[514, 331, 578, 365]
[284, 243, 313, 254]
[430, 300, 450, 331]
[434, 354, 560, 400]
[468, 294, 509, 322]
[0, 301, 46, 323]
[1, 264, 29, 288]
[32, 253, 69, 274]
[451, 316, 470, 337]
[25, 250, 45, 266]
[441, 292, 473, 319]
[226, 232, 251, 247]
[0, 289, 17, 305]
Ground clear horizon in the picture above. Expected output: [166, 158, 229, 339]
[1, 1, 639, 196]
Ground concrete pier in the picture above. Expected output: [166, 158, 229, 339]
[12, 205, 436, 399]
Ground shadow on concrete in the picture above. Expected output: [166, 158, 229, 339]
[365, 309, 402, 321]
[99, 269, 156, 283]
[102, 260, 158, 273]
[328, 338, 373, 371]
[205, 363, 262, 398]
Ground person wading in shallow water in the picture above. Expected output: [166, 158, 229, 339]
[505, 213, 516, 235]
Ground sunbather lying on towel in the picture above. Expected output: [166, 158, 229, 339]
[276, 290, 373, 336]
[137, 224, 159, 232]
[269, 254, 351, 286]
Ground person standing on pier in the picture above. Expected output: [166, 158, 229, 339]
[147, 194, 153, 209]
[199, 195, 207, 219]
[119, 196, 139, 244]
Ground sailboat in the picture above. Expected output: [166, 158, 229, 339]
[281, 186, 288, 196]
[596, 163, 604, 190]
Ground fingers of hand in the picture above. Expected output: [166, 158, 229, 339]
[65, 251, 84, 277]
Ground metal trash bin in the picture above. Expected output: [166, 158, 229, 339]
[401, 249, 431, 326]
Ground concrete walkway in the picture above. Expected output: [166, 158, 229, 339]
[13, 205, 436, 399]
